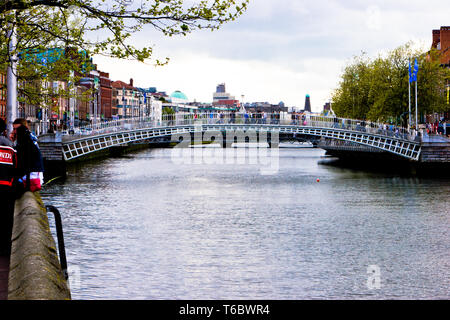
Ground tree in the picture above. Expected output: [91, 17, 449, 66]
[0, 1, 249, 106]
[162, 106, 174, 115]
[331, 43, 450, 124]
[1, 0, 249, 64]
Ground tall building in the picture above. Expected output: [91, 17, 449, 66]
[304, 94, 311, 113]
[431, 26, 450, 120]
[213, 83, 235, 103]
[432, 26, 450, 66]
[216, 83, 226, 93]
[212, 83, 239, 110]
[98, 71, 112, 120]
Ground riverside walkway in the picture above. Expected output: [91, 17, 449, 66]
[57, 113, 425, 162]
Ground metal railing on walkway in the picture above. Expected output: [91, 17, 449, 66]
[46, 205, 68, 281]
[60, 112, 422, 143]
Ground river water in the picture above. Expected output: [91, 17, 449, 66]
[40, 146, 450, 300]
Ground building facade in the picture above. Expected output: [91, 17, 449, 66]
[431, 26, 450, 121]
[432, 26, 450, 66]
[98, 71, 113, 120]
[213, 83, 236, 107]
[244, 102, 288, 113]
[304, 94, 311, 113]
[112, 79, 141, 119]
[75, 85, 90, 126]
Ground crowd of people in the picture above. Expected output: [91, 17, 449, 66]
[0, 118, 44, 256]
[425, 120, 448, 137]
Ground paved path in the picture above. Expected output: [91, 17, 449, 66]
[0, 255, 9, 300]
[422, 135, 450, 143]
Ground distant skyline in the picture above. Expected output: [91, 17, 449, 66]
[92, 0, 450, 112]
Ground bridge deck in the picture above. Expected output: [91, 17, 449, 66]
[0, 255, 9, 300]
[59, 124, 422, 162]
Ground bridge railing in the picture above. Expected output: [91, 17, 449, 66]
[61, 112, 421, 142]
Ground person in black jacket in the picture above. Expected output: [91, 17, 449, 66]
[14, 124, 44, 193]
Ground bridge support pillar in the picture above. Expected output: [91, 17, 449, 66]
[221, 137, 232, 148]
[267, 132, 279, 148]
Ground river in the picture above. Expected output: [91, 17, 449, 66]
[40, 146, 450, 299]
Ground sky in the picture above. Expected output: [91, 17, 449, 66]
[92, 0, 450, 112]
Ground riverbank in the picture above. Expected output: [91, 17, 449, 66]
[320, 152, 450, 177]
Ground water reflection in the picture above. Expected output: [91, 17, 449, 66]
[41, 147, 450, 299]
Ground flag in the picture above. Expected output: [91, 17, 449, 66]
[409, 58, 419, 82]
[414, 58, 419, 74]
[411, 58, 419, 82]
[409, 60, 412, 83]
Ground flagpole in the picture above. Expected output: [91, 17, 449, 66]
[415, 80, 418, 130]
[408, 58, 411, 128]
[412, 58, 419, 131]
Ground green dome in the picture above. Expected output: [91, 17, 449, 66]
[170, 90, 188, 101]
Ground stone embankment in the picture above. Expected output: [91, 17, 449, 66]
[420, 141, 450, 162]
[8, 192, 71, 300]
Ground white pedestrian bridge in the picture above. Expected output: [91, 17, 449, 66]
[60, 113, 422, 162]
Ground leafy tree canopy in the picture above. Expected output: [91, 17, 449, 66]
[0, 0, 249, 104]
[331, 43, 450, 124]
[1, 0, 249, 62]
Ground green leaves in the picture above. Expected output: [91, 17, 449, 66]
[332, 43, 450, 123]
[1, 0, 249, 104]
[1, 0, 250, 63]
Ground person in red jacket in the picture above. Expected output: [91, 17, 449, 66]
[0, 119, 17, 255]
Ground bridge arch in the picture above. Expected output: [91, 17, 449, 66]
[62, 124, 421, 162]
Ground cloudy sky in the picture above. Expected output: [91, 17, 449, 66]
[93, 0, 450, 112]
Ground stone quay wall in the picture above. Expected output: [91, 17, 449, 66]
[8, 192, 71, 300]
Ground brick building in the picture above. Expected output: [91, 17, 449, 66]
[431, 26, 450, 121]
[75, 85, 90, 125]
[99, 71, 112, 120]
[432, 26, 450, 66]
